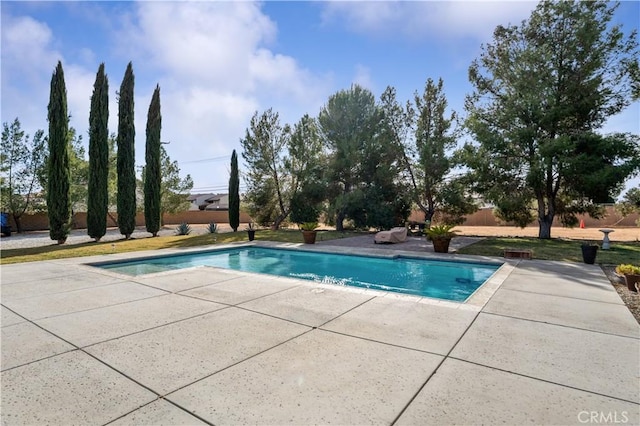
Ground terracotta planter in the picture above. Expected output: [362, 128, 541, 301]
[623, 274, 640, 292]
[302, 230, 317, 244]
[432, 237, 451, 253]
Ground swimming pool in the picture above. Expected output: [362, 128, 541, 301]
[95, 247, 501, 302]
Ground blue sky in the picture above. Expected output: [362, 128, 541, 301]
[2, 1, 639, 196]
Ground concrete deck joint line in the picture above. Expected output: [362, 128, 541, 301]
[482, 311, 640, 340]
[163, 328, 315, 397]
[78, 305, 234, 349]
[495, 287, 630, 306]
[390, 303, 485, 425]
[447, 356, 640, 405]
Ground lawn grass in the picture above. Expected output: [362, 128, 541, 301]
[458, 237, 640, 265]
[0, 229, 354, 265]
[2, 231, 638, 266]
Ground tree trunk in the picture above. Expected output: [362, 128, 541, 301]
[424, 210, 434, 223]
[13, 214, 22, 234]
[271, 214, 285, 230]
[336, 210, 345, 232]
[538, 217, 553, 239]
[536, 192, 555, 240]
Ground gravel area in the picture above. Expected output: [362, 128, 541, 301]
[602, 265, 640, 324]
[0, 224, 218, 250]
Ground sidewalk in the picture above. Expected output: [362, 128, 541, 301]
[1, 242, 638, 424]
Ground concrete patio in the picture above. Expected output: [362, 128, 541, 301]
[1, 241, 638, 425]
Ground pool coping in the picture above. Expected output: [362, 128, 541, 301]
[80, 241, 517, 311]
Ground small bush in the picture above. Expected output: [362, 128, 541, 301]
[207, 222, 218, 234]
[616, 264, 640, 275]
[299, 222, 318, 231]
[175, 222, 191, 235]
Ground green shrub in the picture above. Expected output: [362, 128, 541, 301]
[425, 224, 456, 240]
[207, 222, 218, 234]
[300, 222, 318, 231]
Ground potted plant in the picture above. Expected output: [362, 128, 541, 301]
[290, 189, 322, 245]
[246, 222, 256, 241]
[615, 264, 640, 292]
[300, 222, 319, 244]
[425, 224, 456, 253]
[580, 242, 599, 264]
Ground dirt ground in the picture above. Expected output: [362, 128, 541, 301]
[452, 226, 640, 242]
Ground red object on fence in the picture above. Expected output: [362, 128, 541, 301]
[580, 219, 585, 229]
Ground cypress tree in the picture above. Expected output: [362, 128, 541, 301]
[87, 63, 109, 242]
[228, 149, 240, 232]
[117, 62, 136, 239]
[144, 85, 162, 236]
[47, 61, 71, 244]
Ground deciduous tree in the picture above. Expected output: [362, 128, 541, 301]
[0, 119, 46, 233]
[141, 146, 193, 219]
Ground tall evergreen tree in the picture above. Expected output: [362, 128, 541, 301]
[87, 63, 109, 242]
[144, 84, 161, 236]
[47, 61, 71, 244]
[240, 109, 291, 229]
[381, 81, 477, 225]
[228, 149, 240, 232]
[117, 62, 136, 239]
[319, 85, 407, 230]
[463, 0, 639, 238]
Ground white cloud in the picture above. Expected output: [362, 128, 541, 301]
[352, 64, 375, 91]
[321, 1, 536, 42]
[1, 15, 60, 130]
[1, 2, 333, 192]
[1, 13, 98, 143]
[115, 1, 332, 188]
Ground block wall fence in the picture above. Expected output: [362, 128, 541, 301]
[5, 211, 253, 232]
[4, 206, 638, 232]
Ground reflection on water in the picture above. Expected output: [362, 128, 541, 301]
[99, 248, 500, 302]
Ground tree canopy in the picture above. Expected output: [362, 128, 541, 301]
[318, 85, 409, 230]
[462, 0, 640, 238]
[241, 109, 290, 228]
[0, 119, 46, 233]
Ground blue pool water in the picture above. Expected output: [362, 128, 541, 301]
[96, 247, 500, 302]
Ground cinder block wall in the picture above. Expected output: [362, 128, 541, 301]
[408, 206, 639, 227]
[6, 211, 253, 232]
[5, 206, 638, 232]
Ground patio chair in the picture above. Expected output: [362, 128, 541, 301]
[374, 227, 408, 244]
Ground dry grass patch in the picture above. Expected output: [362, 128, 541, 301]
[0, 229, 353, 265]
